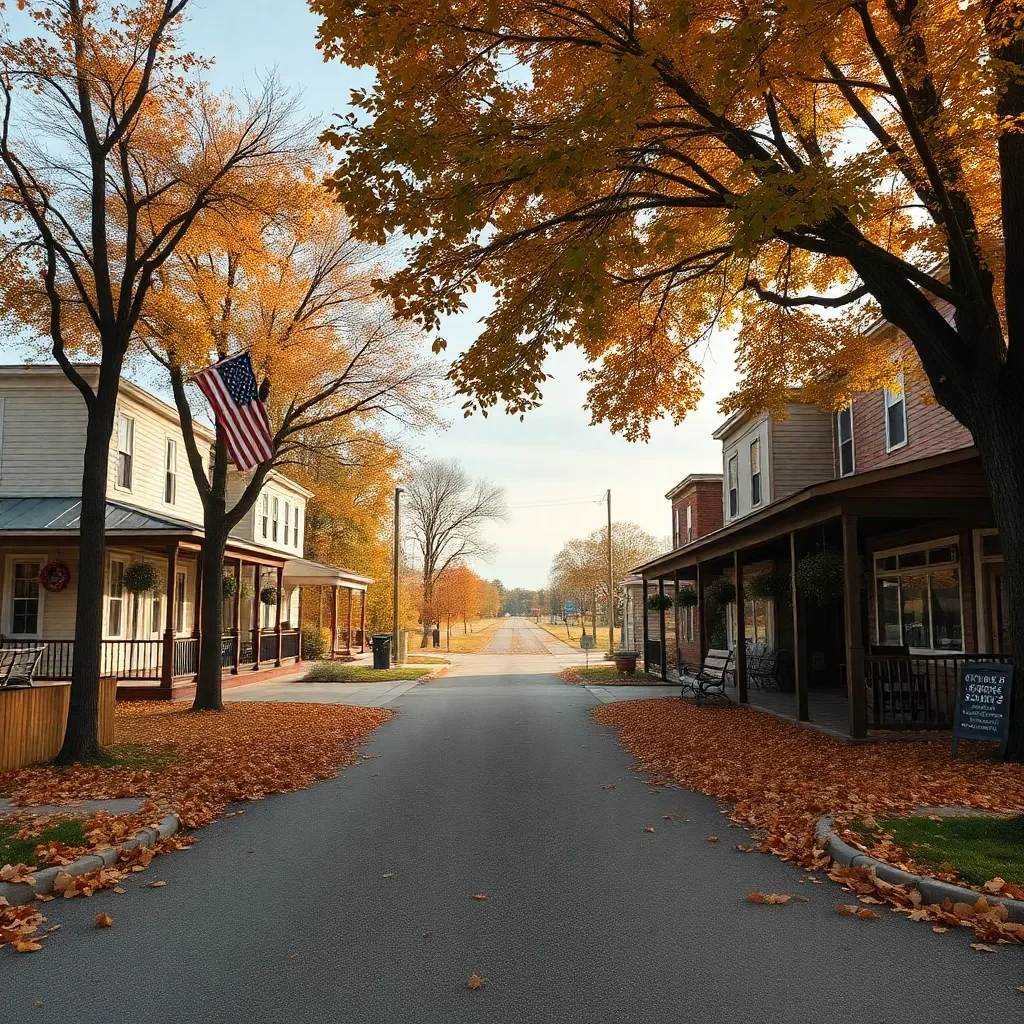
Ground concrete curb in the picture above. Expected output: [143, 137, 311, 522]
[0, 812, 179, 908]
[815, 814, 1024, 922]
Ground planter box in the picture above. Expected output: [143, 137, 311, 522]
[614, 655, 639, 674]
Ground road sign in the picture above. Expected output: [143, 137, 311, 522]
[952, 662, 1013, 759]
[564, 601, 577, 615]
[580, 634, 596, 650]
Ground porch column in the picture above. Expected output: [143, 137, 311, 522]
[842, 513, 868, 739]
[274, 565, 284, 666]
[674, 568, 682, 672]
[252, 564, 262, 670]
[734, 551, 747, 703]
[360, 589, 367, 653]
[330, 584, 339, 658]
[658, 577, 668, 680]
[346, 586, 354, 655]
[161, 542, 178, 690]
[695, 562, 707, 664]
[318, 585, 324, 633]
[192, 549, 203, 639]
[641, 578, 650, 672]
[790, 533, 809, 721]
[232, 558, 242, 674]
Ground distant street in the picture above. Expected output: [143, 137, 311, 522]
[5, 618, 1021, 1021]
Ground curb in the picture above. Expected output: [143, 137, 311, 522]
[0, 812, 179, 908]
[815, 815, 1024, 922]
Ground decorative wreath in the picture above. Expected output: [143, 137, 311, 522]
[40, 560, 71, 592]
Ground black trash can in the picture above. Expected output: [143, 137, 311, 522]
[432, 627, 441, 648]
[371, 633, 392, 670]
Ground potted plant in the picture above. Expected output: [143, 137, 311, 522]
[795, 551, 845, 605]
[704, 577, 736, 611]
[613, 650, 639, 674]
[646, 593, 673, 612]
[123, 560, 159, 594]
[675, 588, 698, 608]
[748, 569, 791, 603]
[222, 573, 238, 600]
[260, 583, 278, 607]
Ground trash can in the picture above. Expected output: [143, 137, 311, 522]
[432, 626, 441, 649]
[371, 633, 392, 670]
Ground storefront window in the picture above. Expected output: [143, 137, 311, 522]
[930, 569, 963, 651]
[899, 572, 930, 648]
[877, 578, 901, 645]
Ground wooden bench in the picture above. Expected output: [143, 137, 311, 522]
[681, 648, 734, 705]
[0, 646, 46, 689]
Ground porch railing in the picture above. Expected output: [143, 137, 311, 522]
[281, 629, 300, 660]
[865, 653, 1011, 729]
[259, 630, 278, 664]
[173, 637, 199, 678]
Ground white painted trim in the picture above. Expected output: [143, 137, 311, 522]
[114, 412, 135, 493]
[883, 373, 909, 453]
[0, 395, 5, 480]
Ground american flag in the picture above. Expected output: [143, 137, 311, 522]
[192, 352, 274, 471]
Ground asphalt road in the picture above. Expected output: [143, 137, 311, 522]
[4, 618, 1021, 1021]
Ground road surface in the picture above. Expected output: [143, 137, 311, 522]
[4, 618, 1019, 1021]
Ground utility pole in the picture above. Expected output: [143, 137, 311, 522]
[607, 489, 614, 654]
[392, 487, 403, 665]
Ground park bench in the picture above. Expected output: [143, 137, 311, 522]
[680, 648, 734, 705]
[747, 643, 781, 690]
[0, 646, 46, 688]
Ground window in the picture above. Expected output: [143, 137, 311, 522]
[107, 559, 125, 636]
[284, 502, 291, 547]
[293, 506, 300, 548]
[727, 455, 738, 518]
[727, 596, 772, 647]
[164, 438, 177, 504]
[272, 497, 279, 542]
[261, 494, 269, 539]
[749, 439, 762, 507]
[673, 508, 681, 548]
[174, 572, 186, 633]
[117, 415, 134, 489]
[11, 560, 41, 636]
[150, 596, 162, 636]
[685, 505, 692, 544]
[874, 541, 963, 650]
[884, 374, 907, 451]
[837, 406, 855, 477]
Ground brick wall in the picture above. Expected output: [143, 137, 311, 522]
[846, 346, 973, 476]
[670, 479, 724, 546]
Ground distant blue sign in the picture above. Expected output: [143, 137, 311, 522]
[564, 601, 577, 614]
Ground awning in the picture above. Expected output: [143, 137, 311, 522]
[281, 557, 374, 590]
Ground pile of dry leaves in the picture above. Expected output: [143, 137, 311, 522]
[591, 698, 1024, 937]
[1, 701, 390, 953]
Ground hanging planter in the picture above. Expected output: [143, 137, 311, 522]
[795, 551, 845, 606]
[704, 577, 736, 611]
[646, 593, 673, 612]
[260, 583, 279, 607]
[748, 570, 791, 603]
[124, 561, 160, 594]
[222, 574, 238, 600]
[675, 588, 698, 609]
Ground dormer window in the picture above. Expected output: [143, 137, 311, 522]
[727, 455, 738, 518]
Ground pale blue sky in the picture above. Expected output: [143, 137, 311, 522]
[11, 1, 739, 588]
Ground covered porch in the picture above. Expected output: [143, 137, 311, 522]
[637, 448, 1012, 738]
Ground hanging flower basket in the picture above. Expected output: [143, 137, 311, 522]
[675, 588, 698, 608]
[748, 570, 791, 603]
[260, 583, 279, 607]
[222, 574, 238, 600]
[704, 577, 736, 610]
[646, 593, 673, 612]
[795, 551, 845, 606]
[124, 561, 160, 594]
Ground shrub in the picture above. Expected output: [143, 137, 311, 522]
[704, 577, 736, 610]
[795, 551, 845, 605]
[124, 561, 160, 594]
[302, 627, 330, 661]
[748, 570, 791, 603]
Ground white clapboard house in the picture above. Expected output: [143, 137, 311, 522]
[0, 365, 371, 698]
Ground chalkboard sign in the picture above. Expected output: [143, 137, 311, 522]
[580, 634, 596, 650]
[952, 663, 1013, 759]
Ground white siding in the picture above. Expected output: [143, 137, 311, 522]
[229, 474, 307, 557]
[721, 416, 771, 522]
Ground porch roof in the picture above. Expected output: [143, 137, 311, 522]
[281, 556, 373, 590]
[634, 445, 984, 579]
[0, 497, 203, 535]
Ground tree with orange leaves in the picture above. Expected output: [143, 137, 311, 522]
[314, 0, 1024, 756]
[0, 0, 303, 761]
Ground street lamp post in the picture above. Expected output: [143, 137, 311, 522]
[392, 486, 403, 664]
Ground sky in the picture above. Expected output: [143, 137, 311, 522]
[6, 0, 739, 590]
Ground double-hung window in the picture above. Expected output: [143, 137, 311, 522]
[884, 373, 907, 451]
[284, 502, 291, 547]
[685, 505, 692, 543]
[749, 439, 762, 507]
[293, 507, 300, 548]
[673, 508, 681, 548]
[261, 495, 269, 539]
[117, 415, 134, 489]
[11, 560, 41, 636]
[174, 572, 186, 633]
[164, 438, 177, 504]
[107, 559, 125, 636]
[837, 406, 855, 476]
[727, 455, 739, 519]
[272, 497, 279, 542]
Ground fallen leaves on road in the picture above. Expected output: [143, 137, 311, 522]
[747, 892, 791, 904]
[642, 826, 656, 833]
[147, 880, 166, 888]
[94, 913, 113, 929]
[706, 836, 719, 843]
[971, 943, 996, 952]
[466, 973, 486, 991]
[473, 893, 488, 900]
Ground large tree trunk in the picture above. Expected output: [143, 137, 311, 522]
[192, 525, 227, 711]
[57, 365, 120, 764]
[964, 395, 1024, 761]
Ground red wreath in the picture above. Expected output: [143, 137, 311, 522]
[40, 560, 71, 593]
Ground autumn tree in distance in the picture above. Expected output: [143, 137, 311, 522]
[314, 0, 1024, 757]
[0, 0, 305, 761]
